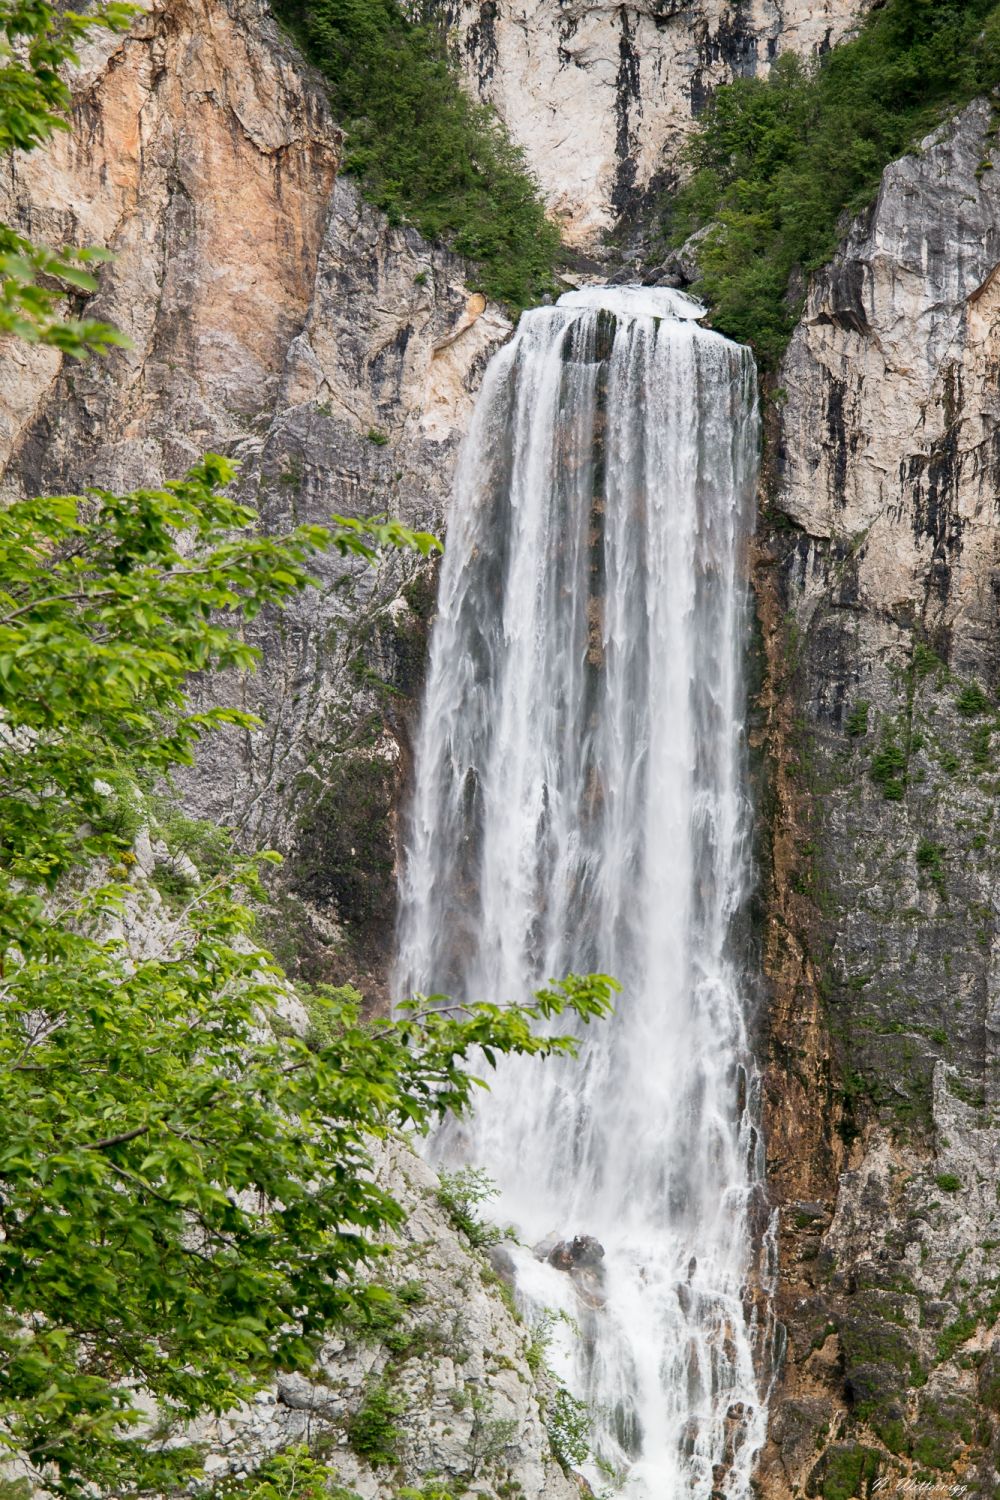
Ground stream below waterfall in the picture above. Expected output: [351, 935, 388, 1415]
[396, 285, 773, 1498]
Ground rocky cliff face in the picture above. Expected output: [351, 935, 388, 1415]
[756, 98, 1000, 1498]
[0, 0, 510, 999]
[440, 0, 865, 248]
[8, 0, 1000, 1493]
[187, 1140, 581, 1500]
[0, 3, 573, 1495]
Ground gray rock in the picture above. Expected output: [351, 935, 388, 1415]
[759, 97, 1000, 1491]
[440, 0, 863, 248]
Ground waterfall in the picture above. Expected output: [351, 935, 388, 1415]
[396, 285, 770, 1497]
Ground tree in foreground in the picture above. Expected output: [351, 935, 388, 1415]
[0, 5, 613, 1492]
[0, 455, 615, 1493]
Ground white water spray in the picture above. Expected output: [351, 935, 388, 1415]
[396, 286, 771, 1497]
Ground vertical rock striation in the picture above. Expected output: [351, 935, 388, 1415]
[438, 0, 866, 247]
[757, 99, 1000, 1495]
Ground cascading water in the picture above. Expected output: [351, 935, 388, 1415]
[396, 285, 771, 1497]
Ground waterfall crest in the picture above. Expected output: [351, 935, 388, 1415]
[396, 286, 769, 1497]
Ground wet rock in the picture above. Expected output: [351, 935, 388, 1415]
[487, 1242, 517, 1286]
[653, 225, 715, 286]
[546, 1234, 606, 1272]
[531, 1231, 562, 1262]
[546, 1234, 607, 1309]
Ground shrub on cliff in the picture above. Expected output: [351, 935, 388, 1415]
[271, 0, 561, 308]
[666, 0, 1000, 366]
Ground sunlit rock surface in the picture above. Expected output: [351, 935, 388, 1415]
[192, 1139, 579, 1500]
[438, 0, 866, 247]
[0, 0, 510, 999]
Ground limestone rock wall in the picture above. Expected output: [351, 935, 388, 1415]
[756, 99, 1000, 1496]
[189, 1141, 579, 1500]
[439, 0, 865, 248]
[0, 0, 510, 999]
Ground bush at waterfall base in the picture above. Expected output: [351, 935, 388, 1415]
[546, 1385, 591, 1471]
[665, 0, 1000, 366]
[270, 0, 561, 309]
[0, 453, 616, 1493]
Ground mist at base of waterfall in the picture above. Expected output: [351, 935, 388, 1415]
[397, 286, 770, 1498]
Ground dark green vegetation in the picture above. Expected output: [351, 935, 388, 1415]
[436, 1165, 504, 1249]
[817, 1444, 880, 1500]
[272, 0, 561, 308]
[347, 1381, 404, 1463]
[667, 0, 1000, 365]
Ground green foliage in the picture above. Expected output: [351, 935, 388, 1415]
[915, 838, 946, 896]
[271, 0, 560, 308]
[152, 799, 235, 877]
[0, 1, 137, 355]
[219, 1447, 348, 1499]
[525, 1312, 554, 1374]
[90, 769, 145, 844]
[347, 1381, 403, 1464]
[148, 854, 198, 905]
[466, 1389, 518, 1475]
[937, 1307, 978, 1362]
[935, 1172, 963, 1193]
[546, 1385, 590, 1471]
[667, 0, 1000, 365]
[436, 1165, 502, 1248]
[397, 1487, 457, 1500]
[845, 701, 870, 738]
[912, 642, 944, 679]
[337, 1274, 430, 1354]
[0, 456, 616, 1493]
[819, 1445, 881, 1500]
[970, 722, 993, 768]
[956, 682, 991, 717]
[871, 738, 907, 800]
[299, 982, 366, 1050]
